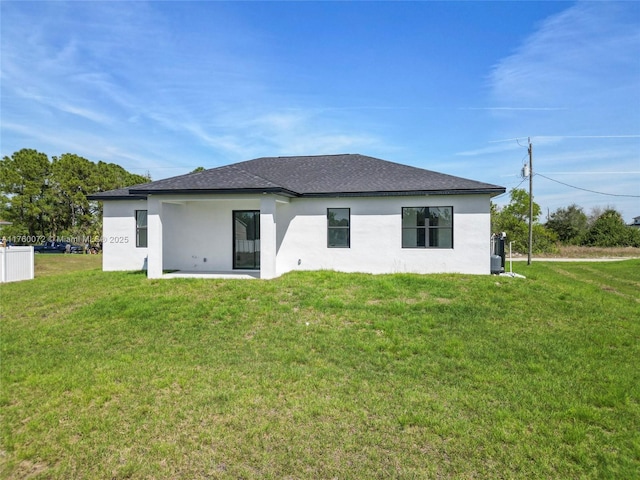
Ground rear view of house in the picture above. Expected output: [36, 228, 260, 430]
[89, 154, 505, 278]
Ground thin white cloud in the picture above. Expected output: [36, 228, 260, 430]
[13, 88, 112, 125]
[489, 2, 640, 108]
[481, 1, 640, 220]
[456, 142, 525, 157]
[1, 1, 391, 174]
[2, 1, 636, 219]
[461, 107, 566, 111]
[536, 135, 640, 140]
[15, 2, 398, 163]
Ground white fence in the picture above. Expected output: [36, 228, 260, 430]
[0, 246, 35, 283]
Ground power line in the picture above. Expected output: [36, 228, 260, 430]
[492, 152, 531, 199]
[490, 134, 640, 143]
[536, 173, 640, 198]
[538, 171, 640, 175]
[492, 176, 527, 199]
[537, 135, 640, 139]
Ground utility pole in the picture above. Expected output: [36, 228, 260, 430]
[527, 138, 533, 265]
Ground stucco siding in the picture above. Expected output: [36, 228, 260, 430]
[275, 195, 491, 276]
[101, 193, 492, 276]
[102, 200, 149, 271]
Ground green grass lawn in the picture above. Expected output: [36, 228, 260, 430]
[1, 257, 639, 479]
[33, 253, 102, 278]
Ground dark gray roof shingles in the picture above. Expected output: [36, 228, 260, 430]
[88, 187, 146, 200]
[91, 154, 505, 199]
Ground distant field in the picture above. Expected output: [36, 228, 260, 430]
[1, 257, 639, 479]
[551, 245, 640, 258]
[514, 245, 640, 259]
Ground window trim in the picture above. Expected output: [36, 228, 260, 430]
[401, 206, 453, 249]
[327, 207, 350, 248]
[135, 210, 148, 248]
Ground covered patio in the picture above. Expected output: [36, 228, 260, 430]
[146, 194, 284, 280]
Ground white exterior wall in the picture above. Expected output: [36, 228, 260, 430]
[260, 196, 278, 279]
[275, 194, 491, 276]
[102, 200, 149, 271]
[101, 193, 492, 276]
[147, 196, 163, 278]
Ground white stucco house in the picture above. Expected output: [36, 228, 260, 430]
[89, 154, 505, 279]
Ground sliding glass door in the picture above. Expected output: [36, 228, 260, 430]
[233, 210, 260, 270]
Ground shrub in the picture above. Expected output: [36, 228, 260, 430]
[582, 209, 640, 247]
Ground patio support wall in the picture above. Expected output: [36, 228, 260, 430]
[260, 195, 277, 279]
[147, 196, 164, 279]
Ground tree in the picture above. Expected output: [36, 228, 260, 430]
[492, 188, 557, 254]
[582, 209, 640, 247]
[89, 161, 150, 240]
[0, 149, 150, 242]
[51, 154, 97, 238]
[0, 149, 51, 237]
[587, 205, 614, 226]
[501, 188, 541, 223]
[546, 204, 588, 244]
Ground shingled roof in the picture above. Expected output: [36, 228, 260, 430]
[90, 154, 505, 199]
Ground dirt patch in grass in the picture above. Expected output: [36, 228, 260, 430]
[12, 460, 50, 480]
[434, 297, 453, 304]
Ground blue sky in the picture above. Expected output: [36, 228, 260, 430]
[2, 1, 639, 221]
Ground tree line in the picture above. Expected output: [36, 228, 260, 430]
[492, 188, 640, 253]
[1, 149, 637, 252]
[0, 149, 150, 243]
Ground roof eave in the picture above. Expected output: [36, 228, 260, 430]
[300, 188, 506, 198]
[90, 187, 506, 200]
[87, 194, 147, 201]
[128, 187, 299, 198]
